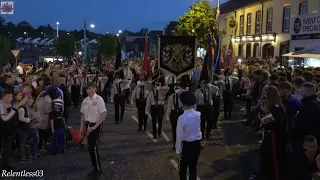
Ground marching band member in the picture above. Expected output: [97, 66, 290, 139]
[221, 68, 239, 120]
[175, 91, 202, 180]
[194, 79, 219, 139]
[166, 75, 190, 150]
[71, 72, 81, 108]
[96, 75, 108, 102]
[112, 70, 130, 124]
[131, 73, 149, 131]
[145, 76, 169, 139]
[80, 72, 90, 98]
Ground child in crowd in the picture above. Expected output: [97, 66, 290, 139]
[49, 98, 66, 155]
[0, 89, 20, 170]
[15, 90, 31, 163]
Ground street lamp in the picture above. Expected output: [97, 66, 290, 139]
[41, 32, 45, 38]
[56, 22, 60, 38]
[116, 33, 119, 37]
[106, 32, 109, 34]
[24, 32, 28, 38]
[118, 30, 122, 34]
[90, 24, 95, 28]
[67, 33, 70, 35]
[84, 23, 95, 66]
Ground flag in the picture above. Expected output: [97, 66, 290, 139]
[225, 39, 234, 70]
[115, 39, 121, 70]
[216, 0, 221, 21]
[142, 34, 152, 80]
[200, 34, 213, 81]
[213, 36, 221, 75]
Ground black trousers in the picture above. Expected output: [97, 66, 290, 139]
[179, 140, 201, 180]
[88, 123, 103, 172]
[136, 99, 148, 130]
[64, 106, 70, 123]
[212, 95, 220, 128]
[223, 90, 233, 119]
[150, 105, 164, 138]
[82, 87, 88, 99]
[124, 89, 130, 103]
[71, 85, 80, 107]
[38, 129, 49, 149]
[197, 105, 214, 138]
[170, 110, 183, 147]
[1, 133, 15, 169]
[114, 94, 125, 123]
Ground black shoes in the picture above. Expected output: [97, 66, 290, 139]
[87, 170, 102, 178]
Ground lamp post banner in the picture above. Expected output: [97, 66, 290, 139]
[157, 36, 196, 78]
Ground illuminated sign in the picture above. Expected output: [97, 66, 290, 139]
[1, 1, 14, 14]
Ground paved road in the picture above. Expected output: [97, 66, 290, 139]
[4, 103, 261, 180]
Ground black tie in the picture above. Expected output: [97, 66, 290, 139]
[202, 89, 208, 105]
[117, 82, 121, 94]
[140, 85, 144, 99]
[154, 90, 159, 105]
[175, 93, 179, 110]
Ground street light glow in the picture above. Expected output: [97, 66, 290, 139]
[90, 24, 95, 28]
[24, 32, 27, 35]
[116, 33, 119, 37]
[67, 33, 70, 35]
[118, 30, 122, 33]
[106, 32, 109, 34]
[78, 52, 82, 55]
[56, 22, 59, 25]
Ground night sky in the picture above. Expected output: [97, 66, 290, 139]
[2, 0, 228, 33]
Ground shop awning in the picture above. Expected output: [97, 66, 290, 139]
[282, 53, 320, 59]
[282, 46, 320, 58]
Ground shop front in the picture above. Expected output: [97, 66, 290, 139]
[284, 13, 320, 67]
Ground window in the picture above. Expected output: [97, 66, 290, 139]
[247, 13, 252, 35]
[240, 15, 244, 35]
[266, 8, 273, 33]
[283, 7, 291, 32]
[255, 11, 261, 34]
[253, 43, 260, 57]
[299, 2, 307, 15]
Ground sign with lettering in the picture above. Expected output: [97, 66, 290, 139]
[1, 1, 14, 14]
[291, 13, 320, 40]
[11, 50, 20, 58]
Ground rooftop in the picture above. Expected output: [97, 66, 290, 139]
[220, 0, 261, 14]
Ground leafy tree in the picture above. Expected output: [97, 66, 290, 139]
[55, 34, 76, 60]
[0, 17, 5, 26]
[99, 35, 117, 58]
[174, 0, 218, 48]
[0, 36, 11, 64]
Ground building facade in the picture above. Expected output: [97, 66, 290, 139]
[219, 0, 320, 62]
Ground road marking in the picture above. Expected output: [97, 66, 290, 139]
[169, 159, 201, 180]
[132, 116, 158, 143]
[156, 124, 170, 142]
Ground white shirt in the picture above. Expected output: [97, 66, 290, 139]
[80, 93, 107, 123]
[17, 65, 23, 74]
[175, 109, 202, 154]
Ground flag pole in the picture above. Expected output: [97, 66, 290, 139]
[213, 0, 221, 75]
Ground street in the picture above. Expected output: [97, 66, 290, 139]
[5, 103, 261, 180]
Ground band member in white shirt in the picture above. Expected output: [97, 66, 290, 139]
[71, 72, 81, 108]
[145, 78, 169, 139]
[131, 73, 149, 131]
[166, 75, 189, 149]
[176, 91, 202, 180]
[194, 79, 219, 139]
[221, 68, 239, 120]
[112, 70, 130, 124]
[80, 82, 107, 178]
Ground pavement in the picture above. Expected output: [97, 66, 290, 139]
[2, 102, 262, 180]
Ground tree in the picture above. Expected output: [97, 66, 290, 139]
[99, 35, 117, 58]
[55, 34, 76, 59]
[174, 1, 218, 48]
[0, 17, 5, 26]
[0, 36, 11, 64]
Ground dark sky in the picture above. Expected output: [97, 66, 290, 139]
[3, 0, 228, 34]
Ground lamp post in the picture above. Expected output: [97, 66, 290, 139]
[56, 22, 59, 38]
[24, 32, 28, 38]
[84, 23, 95, 66]
[41, 32, 45, 39]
